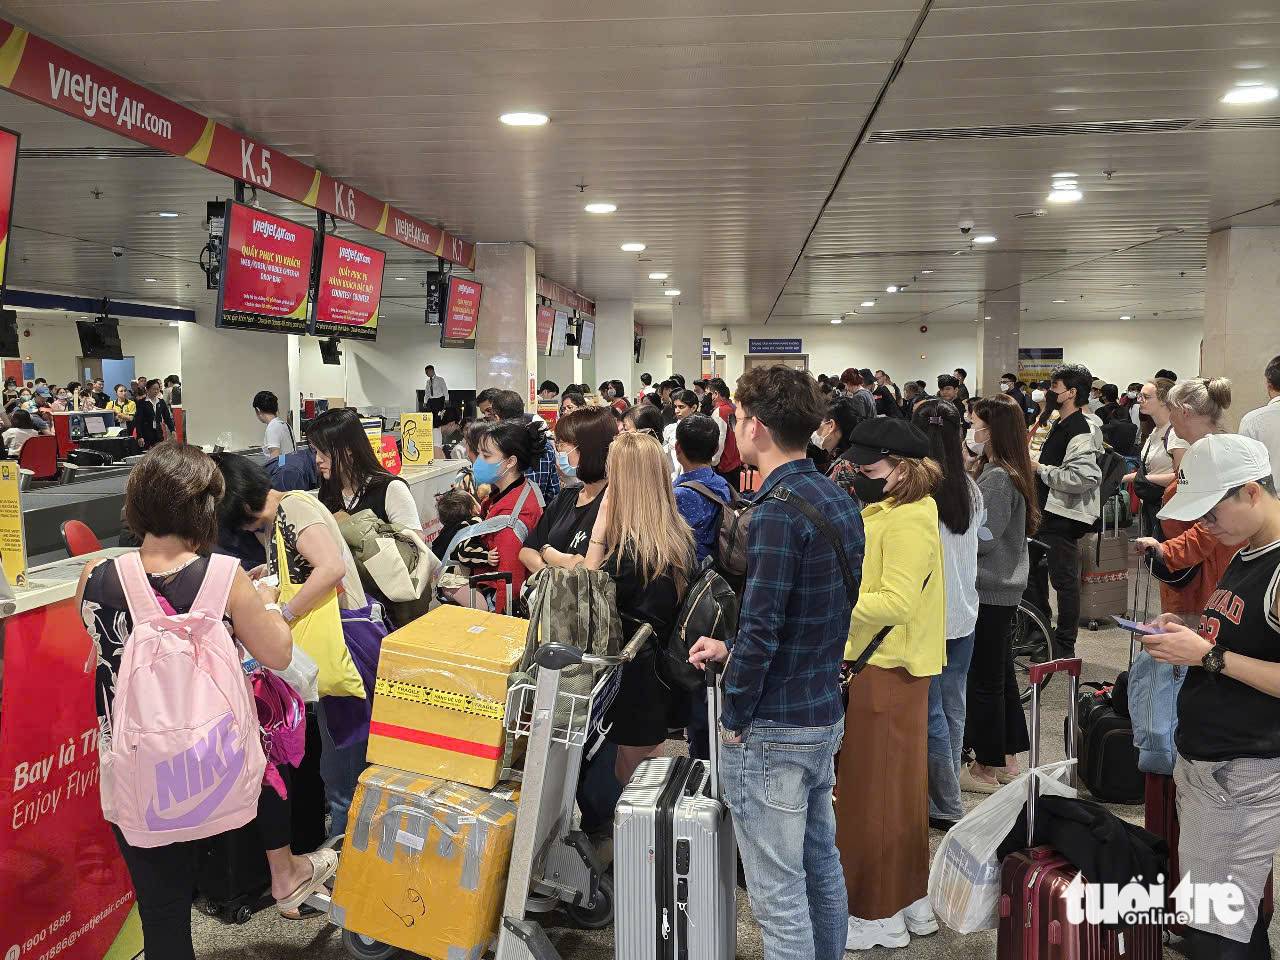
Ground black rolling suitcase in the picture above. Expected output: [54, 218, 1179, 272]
[1066, 680, 1144, 804]
[75, 436, 141, 460]
[65, 448, 110, 466]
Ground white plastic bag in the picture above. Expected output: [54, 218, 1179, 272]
[277, 642, 320, 703]
[928, 760, 1077, 934]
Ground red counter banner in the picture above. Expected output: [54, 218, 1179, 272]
[535, 305, 555, 355]
[0, 597, 141, 960]
[0, 20, 474, 269]
[0, 126, 19, 296]
[311, 235, 385, 341]
[217, 201, 315, 335]
[441, 276, 482, 348]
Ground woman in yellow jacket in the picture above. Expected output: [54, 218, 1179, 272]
[835, 418, 947, 952]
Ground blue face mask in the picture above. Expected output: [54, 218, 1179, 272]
[472, 455, 506, 488]
[556, 450, 578, 478]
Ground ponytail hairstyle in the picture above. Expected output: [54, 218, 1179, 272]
[911, 398, 974, 535]
[468, 417, 547, 475]
[973, 394, 1041, 536]
[1166, 377, 1232, 427]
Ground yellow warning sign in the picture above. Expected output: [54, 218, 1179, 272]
[400, 413, 434, 466]
[374, 677, 505, 720]
[0, 460, 27, 587]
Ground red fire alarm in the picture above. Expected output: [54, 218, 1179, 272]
[920, 324, 928, 334]
[22, 329, 29, 337]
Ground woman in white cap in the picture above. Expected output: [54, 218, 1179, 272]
[1140, 434, 1280, 960]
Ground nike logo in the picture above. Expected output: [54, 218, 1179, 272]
[145, 713, 247, 830]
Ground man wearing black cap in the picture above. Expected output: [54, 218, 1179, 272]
[689, 364, 865, 960]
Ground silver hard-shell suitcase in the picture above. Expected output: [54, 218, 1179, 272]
[614, 665, 736, 960]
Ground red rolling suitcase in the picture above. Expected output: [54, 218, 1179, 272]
[997, 658, 1164, 959]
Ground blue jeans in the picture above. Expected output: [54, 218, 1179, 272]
[721, 718, 847, 960]
[927, 631, 975, 823]
[315, 700, 369, 839]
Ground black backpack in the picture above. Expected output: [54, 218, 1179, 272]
[661, 556, 740, 692]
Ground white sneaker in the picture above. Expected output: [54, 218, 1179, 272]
[902, 896, 938, 936]
[845, 913, 909, 951]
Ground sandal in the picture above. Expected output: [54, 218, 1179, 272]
[277, 902, 324, 921]
[276, 848, 339, 915]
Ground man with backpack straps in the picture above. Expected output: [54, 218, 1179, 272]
[690, 364, 865, 960]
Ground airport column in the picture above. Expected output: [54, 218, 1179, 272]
[671, 301, 703, 385]
[594, 299, 635, 393]
[977, 299, 1019, 398]
[474, 243, 537, 401]
[1203, 226, 1279, 429]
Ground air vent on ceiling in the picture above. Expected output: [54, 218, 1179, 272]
[864, 116, 1278, 143]
[18, 146, 171, 159]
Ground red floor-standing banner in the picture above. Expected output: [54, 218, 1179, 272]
[0, 598, 141, 960]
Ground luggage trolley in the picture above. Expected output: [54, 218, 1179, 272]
[495, 624, 654, 960]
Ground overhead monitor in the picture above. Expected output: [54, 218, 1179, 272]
[216, 200, 315, 335]
[550, 310, 569, 357]
[309, 234, 385, 341]
[76, 317, 123, 359]
[440, 275, 482, 349]
[577, 318, 595, 360]
[318, 337, 343, 365]
[0, 127, 18, 303]
[536, 305, 555, 356]
[0, 309, 16, 356]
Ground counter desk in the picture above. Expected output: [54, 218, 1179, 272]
[1, 548, 143, 959]
[397, 458, 467, 545]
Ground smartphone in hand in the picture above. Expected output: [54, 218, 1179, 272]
[1112, 616, 1158, 635]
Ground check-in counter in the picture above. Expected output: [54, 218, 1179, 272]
[0, 548, 143, 958]
[397, 458, 467, 546]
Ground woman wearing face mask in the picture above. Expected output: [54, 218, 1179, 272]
[809, 394, 863, 477]
[961, 394, 1038, 791]
[466, 418, 546, 613]
[520, 406, 616, 574]
[834, 418, 947, 950]
[1027, 382, 1060, 456]
[1133, 378, 1239, 621]
[1123, 377, 1186, 536]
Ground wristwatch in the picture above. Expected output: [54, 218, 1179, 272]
[718, 721, 740, 743]
[1202, 645, 1227, 675]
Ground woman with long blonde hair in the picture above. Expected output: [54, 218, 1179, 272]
[585, 429, 695, 784]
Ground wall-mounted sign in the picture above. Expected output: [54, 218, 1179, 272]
[535, 275, 594, 316]
[748, 338, 802, 354]
[441, 276, 482, 348]
[216, 201, 314, 334]
[310, 235, 385, 341]
[1018, 347, 1064, 384]
[702, 337, 711, 357]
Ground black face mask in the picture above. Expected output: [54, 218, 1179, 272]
[852, 472, 890, 504]
[1046, 390, 1060, 409]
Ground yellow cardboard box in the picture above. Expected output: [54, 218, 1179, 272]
[368, 604, 528, 789]
[331, 766, 521, 959]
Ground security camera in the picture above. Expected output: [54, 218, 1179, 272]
[111, 246, 124, 258]
[958, 219, 974, 235]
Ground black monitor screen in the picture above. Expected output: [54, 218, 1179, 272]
[76, 317, 123, 359]
[0, 309, 16, 356]
[319, 338, 342, 365]
[577, 319, 595, 359]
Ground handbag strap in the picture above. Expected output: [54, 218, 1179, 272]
[847, 571, 933, 677]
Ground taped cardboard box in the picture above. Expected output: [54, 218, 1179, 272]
[331, 766, 520, 959]
[369, 604, 528, 789]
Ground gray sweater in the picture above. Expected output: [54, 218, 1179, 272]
[975, 465, 1030, 607]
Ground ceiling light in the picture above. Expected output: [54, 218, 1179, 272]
[1047, 189, 1083, 203]
[1222, 83, 1278, 104]
[1120, 315, 1132, 320]
[861, 301, 875, 307]
[143, 277, 158, 282]
[620, 242, 646, 252]
[1052, 299, 1067, 303]
[886, 285, 899, 293]
[648, 272, 668, 280]
[499, 112, 549, 126]
[1052, 171, 1077, 179]
[150, 210, 181, 218]
[664, 289, 681, 296]
[393, 276, 408, 281]
[920, 269, 933, 274]
[831, 317, 842, 324]
[584, 202, 616, 214]
[168, 321, 180, 327]
[973, 235, 997, 244]
[984, 316, 992, 320]
[1052, 180, 1078, 190]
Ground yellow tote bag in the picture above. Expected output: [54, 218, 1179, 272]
[274, 497, 366, 699]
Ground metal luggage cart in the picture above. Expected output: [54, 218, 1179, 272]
[495, 625, 653, 960]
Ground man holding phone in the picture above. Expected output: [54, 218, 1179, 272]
[1139, 434, 1280, 958]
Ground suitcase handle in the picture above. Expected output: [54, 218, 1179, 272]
[1028, 658, 1081, 846]
[703, 662, 723, 801]
[468, 571, 513, 611]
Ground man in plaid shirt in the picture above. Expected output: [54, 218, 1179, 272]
[691, 365, 864, 960]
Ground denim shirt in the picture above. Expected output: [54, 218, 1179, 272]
[673, 466, 732, 563]
[721, 458, 866, 732]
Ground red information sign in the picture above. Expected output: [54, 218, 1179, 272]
[0, 598, 141, 960]
[379, 435, 402, 474]
[536, 305, 555, 355]
[311, 235, 385, 341]
[217, 201, 315, 335]
[0, 19, 475, 269]
[441, 276, 482, 348]
[0, 126, 18, 294]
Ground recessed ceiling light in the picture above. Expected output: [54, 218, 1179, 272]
[984, 315, 992, 320]
[499, 112, 549, 126]
[1222, 83, 1278, 104]
[1052, 172, 1077, 179]
[393, 276, 408, 281]
[1120, 315, 1132, 320]
[886, 285, 899, 293]
[1052, 180, 1078, 190]
[973, 235, 997, 244]
[620, 242, 646, 252]
[649, 272, 668, 280]
[144, 277, 158, 282]
[584, 202, 616, 214]
[1047, 189, 1083, 203]
[168, 321, 180, 327]
[831, 317, 842, 324]
[1052, 299, 1067, 303]
[860, 301, 875, 307]
[664, 289, 681, 296]
[920, 269, 933, 274]
[150, 210, 181, 218]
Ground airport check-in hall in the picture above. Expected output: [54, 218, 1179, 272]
[0, 4, 1279, 960]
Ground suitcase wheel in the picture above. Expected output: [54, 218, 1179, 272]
[342, 929, 399, 959]
[201, 901, 223, 918]
[1088, 619, 1101, 631]
[565, 872, 614, 930]
[233, 904, 253, 925]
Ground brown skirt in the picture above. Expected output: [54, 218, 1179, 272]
[835, 664, 931, 920]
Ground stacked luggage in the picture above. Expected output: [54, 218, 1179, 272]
[1077, 522, 1129, 630]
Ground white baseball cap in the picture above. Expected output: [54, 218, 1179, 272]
[1158, 434, 1273, 522]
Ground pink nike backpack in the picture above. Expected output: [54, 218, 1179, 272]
[100, 552, 265, 847]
